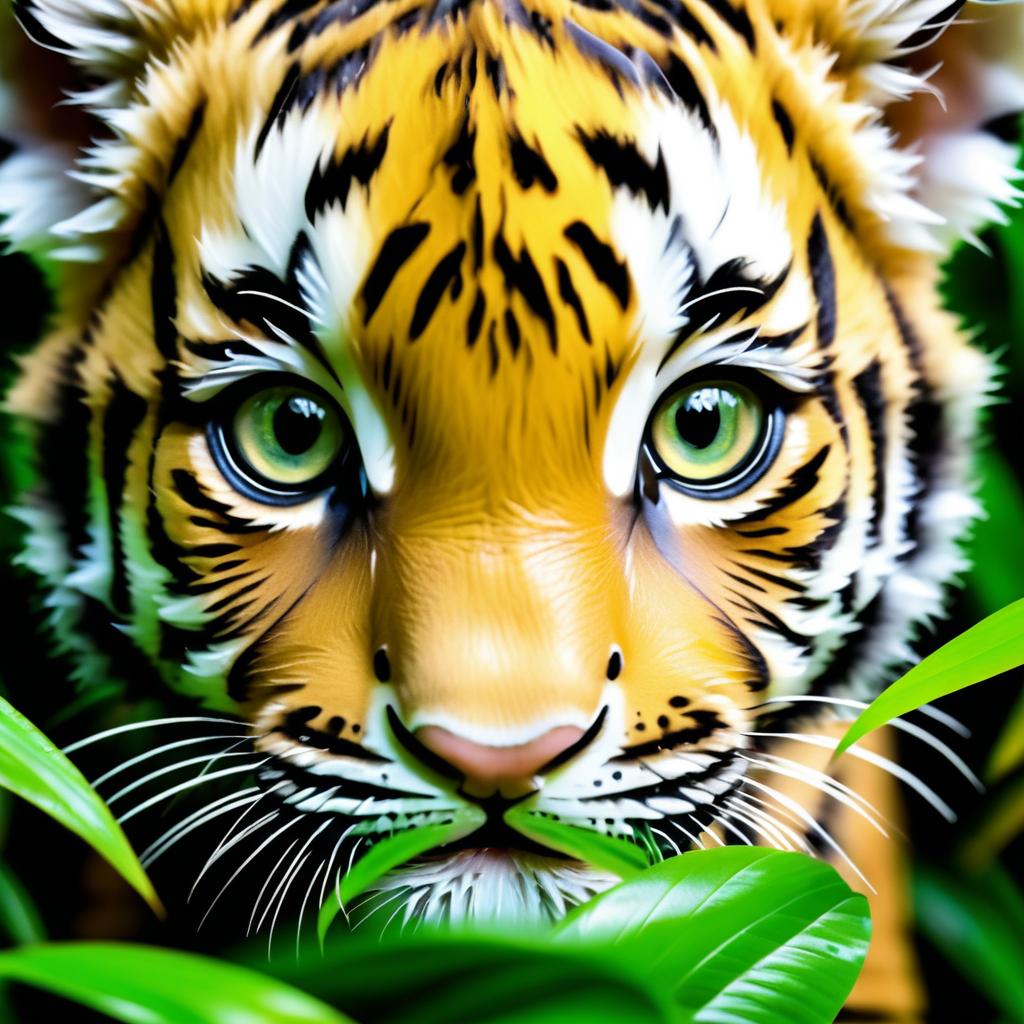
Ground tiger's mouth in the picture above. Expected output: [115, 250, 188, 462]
[252, 693, 750, 876]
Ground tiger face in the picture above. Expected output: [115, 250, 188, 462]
[4, 0, 1019, 922]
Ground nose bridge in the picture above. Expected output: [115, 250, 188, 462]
[373, 504, 622, 740]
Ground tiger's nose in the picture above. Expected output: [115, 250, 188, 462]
[415, 725, 586, 798]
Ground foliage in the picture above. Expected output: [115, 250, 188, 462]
[0, 695, 159, 913]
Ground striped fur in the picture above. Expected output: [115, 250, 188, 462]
[2, 0, 1021, 965]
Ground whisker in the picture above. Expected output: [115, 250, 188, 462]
[754, 694, 969, 738]
[118, 761, 270, 824]
[189, 785, 285, 899]
[740, 775, 875, 893]
[720, 800, 793, 850]
[141, 789, 260, 867]
[63, 716, 246, 754]
[268, 852, 313, 958]
[260, 820, 332, 940]
[743, 731, 956, 823]
[235, 290, 325, 326]
[105, 751, 260, 807]
[727, 794, 811, 853]
[296, 859, 326, 958]
[738, 752, 892, 838]
[753, 696, 980, 788]
[351, 888, 408, 934]
[318, 823, 359, 928]
[91, 734, 250, 788]
[197, 813, 294, 929]
[668, 819, 705, 850]
[679, 284, 765, 314]
[709, 811, 754, 846]
[249, 836, 302, 937]
[649, 827, 682, 856]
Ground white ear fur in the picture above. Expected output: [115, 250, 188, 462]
[848, 0, 1024, 250]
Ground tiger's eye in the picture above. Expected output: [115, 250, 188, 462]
[651, 381, 766, 485]
[231, 386, 345, 489]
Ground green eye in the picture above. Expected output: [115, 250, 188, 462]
[224, 385, 347, 498]
[650, 380, 776, 493]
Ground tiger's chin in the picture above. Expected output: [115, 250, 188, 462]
[355, 849, 618, 929]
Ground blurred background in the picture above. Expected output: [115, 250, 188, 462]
[0, 62, 1022, 1024]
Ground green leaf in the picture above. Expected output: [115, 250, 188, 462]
[967, 452, 1024, 619]
[503, 807, 649, 880]
[555, 847, 871, 1024]
[0, 859, 44, 945]
[0, 943, 352, 1024]
[317, 808, 486, 944]
[915, 863, 1024, 1023]
[835, 599, 1024, 757]
[0, 696, 160, 913]
[269, 933, 673, 1024]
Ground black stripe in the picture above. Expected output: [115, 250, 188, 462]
[577, 129, 669, 212]
[151, 219, 179, 361]
[305, 125, 390, 220]
[409, 242, 466, 340]
[466, 289, 486, 347]
[252, 0, 321, 45]
[771, 100, 794, 153]
[361, 223, 431, 323]
[255, 62, 300, 160]
[852, 359, 887, 543]
[492, 235, 558, 352]
[103, 375, 149, 614]
[564, 221, 630, 309]
[555, 257, 591, 344]
[700, 0, 755, 49]
[504, 308, 522, 356]
[742, 446, 831, 524]
[443, 117, 476, 196]
[661, 53, 716, 141]
[168, 100, 207, 184]
[807, 213, 836, 349]
[509, 134, 557, 192]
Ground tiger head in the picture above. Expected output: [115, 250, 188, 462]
[3, 0, 1020, 923]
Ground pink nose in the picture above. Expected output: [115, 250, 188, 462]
[415, 725, 586, 797]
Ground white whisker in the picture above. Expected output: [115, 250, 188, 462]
[649, 827, 682, 856]
[296, 859, 326, 958]
[753, 696, 980, 788]
[740, 775, 875, 892]
[142, 789, 259, 867]
[720, 800, 793, 850]
[197, 813, 294, 929]
[92, 734, 250, 788]
[106, 751, 260, 807]
[728, 794, 811, 853]
[755, 694, 969, 738]
[744, 732, 957, 823]
[118, 761, 269, 824]
[738, 752, 891, 838]
[268, 853, 313, 958]
[63, 717, 246, 754]
[679, 284, 764, 314]
[235, 290, 324, 326]
[249, 837, 302, 937]
[668, 819, 705, 850]
[709, 811, 754, 846]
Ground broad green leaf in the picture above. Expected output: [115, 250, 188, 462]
[269, 933, 673, 1024]
[555, 847, 871, 1024]
[0, 696, 160, 912]
[835, 599, 1024, 756]
[503, 807, 649, 880]
[0, 943, 352, 1024]
[915, 864, 1024, 1023]
[317, 808, 485, 943]
[0, 859, 44, 945]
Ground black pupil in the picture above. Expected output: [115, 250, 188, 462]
[675, 392, 721, 450]
[274, 395, 325, 456]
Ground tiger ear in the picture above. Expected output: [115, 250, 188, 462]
[772, 0, 1024, 250]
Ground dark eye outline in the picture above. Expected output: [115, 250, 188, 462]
[643, 371, 786, 500]
[206, 374, 357, 507]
